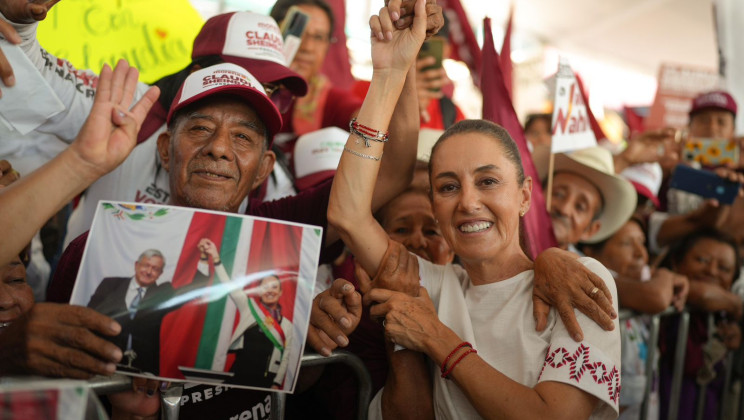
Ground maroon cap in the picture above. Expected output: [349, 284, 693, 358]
[192, 12, 308, 97]
[690, 90, 737, 117]
[167, 63, 283, 140]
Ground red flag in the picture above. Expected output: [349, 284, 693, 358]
[575, 74, 608, 142]
[500, 7, 514, 100]
[440, 0, 482, 86]
[481, 17, 557, 257]
[320, 0, 354, 90]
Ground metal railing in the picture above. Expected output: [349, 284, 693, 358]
[271, 350, 373, 420]
[619, 307, 743, 420]
[83, 349, 373, 420]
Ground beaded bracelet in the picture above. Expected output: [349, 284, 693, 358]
[441, 348, 477, 379]
[440, 342, 472, 377]
[344, 146, 382, 161]
[349, 118, 389, 147]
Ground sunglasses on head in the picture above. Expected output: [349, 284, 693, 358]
[262, 82, 295, 114]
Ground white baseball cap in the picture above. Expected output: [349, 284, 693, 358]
[293, 127, 348, 190]
[167, 63, 283, 140]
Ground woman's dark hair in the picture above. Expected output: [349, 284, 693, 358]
[270, 0, 335, 35]
[658, 228, 741, 280]
[428, 119, 526, 185]
[152, 55, 225, 116]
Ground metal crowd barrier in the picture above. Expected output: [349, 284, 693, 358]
[271, 350, 373, 420]
[88, 375, 184, 420]
[619, 307, 744, 420]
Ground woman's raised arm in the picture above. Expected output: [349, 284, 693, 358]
[327, 0, 426, 276]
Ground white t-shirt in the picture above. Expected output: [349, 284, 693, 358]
[371, 257, 621, 420]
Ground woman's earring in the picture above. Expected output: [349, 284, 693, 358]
[519, 209, 526, 217]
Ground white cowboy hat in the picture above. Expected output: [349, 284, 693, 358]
[553, 146, 637, 243]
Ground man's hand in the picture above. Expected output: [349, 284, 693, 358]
[0, 0, 59, 24]
[384, 0, 443, 38]
[67, 59, 159, 182]
[108, 377, 166, 419]
[533, 248, 616, 342]
[0, 159, 19, 188]
[357, 239, 420, 297]
[0, 0, 59, 91]
[717, 322, 741, 351]
[307, 279, 362, 356]
[614, 128, 679, 173]
[653, 268, 689, 312]
[0, 303, 123, 379]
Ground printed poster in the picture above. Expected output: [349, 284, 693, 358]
[69, 202, 322, 393]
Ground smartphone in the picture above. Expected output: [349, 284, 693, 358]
[418, 36, 445, 72]
[280, 6, 310, 64]
[669, 164, 740, 205]
[682, 138, 740, 167]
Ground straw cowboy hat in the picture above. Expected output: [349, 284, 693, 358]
[554, 146, 637, 243]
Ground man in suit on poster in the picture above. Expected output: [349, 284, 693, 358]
[87, 249, 173, 375]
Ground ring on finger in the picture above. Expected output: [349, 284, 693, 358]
[590, 287, 599, 297]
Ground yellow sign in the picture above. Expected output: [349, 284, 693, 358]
[37, 0, 204, 84]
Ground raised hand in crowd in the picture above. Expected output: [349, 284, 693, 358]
[0, 0, 58, 91]
[0, 303, 122, 378]
[307, 278, 363, 356]
[384, 0, 443, 37]
[613, 127, 679, 173]
[0, 60, 159, 266]
[532, 247, 616, 341]
[415, 55, 449, 122]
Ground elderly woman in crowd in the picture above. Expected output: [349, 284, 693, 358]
[581, 217, 689, 419]
[658, 229, 742, 420]
[326, 2, 621, 418]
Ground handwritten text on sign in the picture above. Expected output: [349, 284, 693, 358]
[38, 0, 204, 84]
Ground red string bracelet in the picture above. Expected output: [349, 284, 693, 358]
[441, 348, 477, 379]
[440, 342, 472, 377]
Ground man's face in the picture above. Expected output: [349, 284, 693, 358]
[550, 172, 603, 248]
[689, 109, 735, 139]
[290, 5, 332, 82]
[158, 96, 276, 212]
[0, 256, 33, 328]
[134, 256, 164, 287]
[260, 276, 282, 307]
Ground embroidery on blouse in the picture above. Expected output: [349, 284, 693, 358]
[538, 343, 621, 403]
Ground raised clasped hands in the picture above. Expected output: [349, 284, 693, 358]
[370, 0, 427, 74]
[198, 238, 220, 261]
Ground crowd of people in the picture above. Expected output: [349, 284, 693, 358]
[0, 0, 742, 419]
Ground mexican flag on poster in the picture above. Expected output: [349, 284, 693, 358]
[550, 57, 598, 154]
[69, 202, 322, 393]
